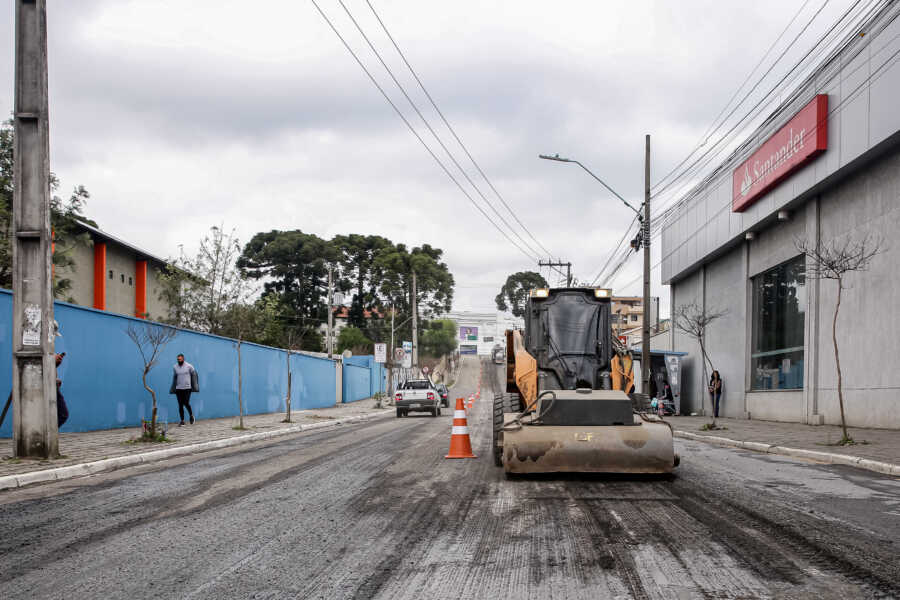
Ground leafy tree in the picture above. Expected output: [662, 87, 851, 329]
[0, 119, 95, 297]
[420, 319, 457, 358]
[337, 325, 373, 355]
[495, 271, 548, 317]
[372, 243, 454, 350]
[331, 234, 392, 328]
[238, 229, 334, 325]
[157, 225, 254, 334]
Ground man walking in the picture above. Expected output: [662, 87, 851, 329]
[170, 353, 199, 425]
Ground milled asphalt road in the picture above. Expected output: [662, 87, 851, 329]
[1, 356, 899, 599]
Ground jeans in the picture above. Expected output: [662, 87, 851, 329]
[175, 389, 193, 422]
[57, 390, 68, 428]
[712, 392, 721, 418]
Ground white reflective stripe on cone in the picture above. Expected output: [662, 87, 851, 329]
[454, 410, 467, 419]
[451, 426, 469, 435]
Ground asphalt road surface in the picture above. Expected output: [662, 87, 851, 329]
[1, 356, 899, 599]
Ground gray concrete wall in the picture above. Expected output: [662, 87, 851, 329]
[702, 243, 747, 418]
[54, 241, 94, 306]
[671, 269, 703, 415]
[812, 148, 900, 428]
[146, 264, 169, 321]
[105, 243, 136, 316]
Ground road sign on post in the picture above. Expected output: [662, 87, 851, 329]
[394, 347, 405, 362]
[374, 343, 386, 363]
[402, 341, 412, 369]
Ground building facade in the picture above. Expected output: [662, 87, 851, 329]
[56, 221, 172, 320]
[445, 311, 524, 355]
[661, 3, 900, 428]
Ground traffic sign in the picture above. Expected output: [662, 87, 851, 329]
[374, 343, 386, 363]
[422, 365, 430, 375]
[394, 347, 405, 361]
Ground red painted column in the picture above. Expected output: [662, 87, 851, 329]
[135, 259, 148, 318]
[93, 242, 107, 310]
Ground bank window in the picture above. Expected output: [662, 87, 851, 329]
[751, 255, 805, 390]
[483, 337, 493, 342]
[108, 270, 113, 279]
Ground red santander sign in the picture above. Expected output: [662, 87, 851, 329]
[732, 94, 828, 212]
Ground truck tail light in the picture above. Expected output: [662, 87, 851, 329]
[395, 392, 402, 401]
[427, 392, 435, 400]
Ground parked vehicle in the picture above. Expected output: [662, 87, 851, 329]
[491, 345, 505, 364]
[395, 379, 442, 417]
[435, 383, 450, 407]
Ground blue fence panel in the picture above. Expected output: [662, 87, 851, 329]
[342, 363, 370, 404]
[290, 352, 336, 410]
[0, 289, 337, 436]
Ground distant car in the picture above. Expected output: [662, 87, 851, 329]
[435, 383, 449, 407]
[394, 379, 442, 417]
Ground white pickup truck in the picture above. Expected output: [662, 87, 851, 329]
[394, 379, 442, 418]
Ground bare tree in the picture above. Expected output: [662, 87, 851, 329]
[796, 235, 882, 444]
[673, 303, 727, 428]
[126, 322, 177, 439]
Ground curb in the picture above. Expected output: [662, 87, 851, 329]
[0, 410, 394, 492]
[674, 430, 900, 477]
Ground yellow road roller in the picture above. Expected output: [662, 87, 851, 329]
[493, 287, 679, 475]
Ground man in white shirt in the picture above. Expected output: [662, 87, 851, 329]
[170, 354, 198, 425]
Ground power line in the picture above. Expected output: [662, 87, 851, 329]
[613, 30, 900, 294]
[309, 0, 539, 264]
[652, 0, 824, 192]
[641, 0, 883, 239]
[336, 0, 545, 263]
[364, 0, 557, 260]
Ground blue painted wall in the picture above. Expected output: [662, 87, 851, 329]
[343, 355, 385, 402]
[0, 289, 380, 436]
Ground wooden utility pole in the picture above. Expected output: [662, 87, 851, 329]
[642, 135, 651, 399]
[538, 260, 573, 287]
[327, 265, 334, 358]
[12, 0, 57, 458]
[411, 271, 418, 369]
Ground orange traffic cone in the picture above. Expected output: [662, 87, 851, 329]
[446, 397, 476, 459]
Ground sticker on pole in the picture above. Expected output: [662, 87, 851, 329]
[23, 304, 42, 346]
[374, 343, 387, 363]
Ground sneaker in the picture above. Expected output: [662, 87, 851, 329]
[189, 416, 195, 425]
[179, 421, 185, 426]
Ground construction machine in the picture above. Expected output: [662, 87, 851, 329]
[493, 287, 679, 475]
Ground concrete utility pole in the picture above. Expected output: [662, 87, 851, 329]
[642, 135, 651, 400]
[12, 0, 58, 458]
[388, 306, 394, 397]
[538, 260, 573, 286]
[327, 264, 334, 358]
[411, 271, 418, 369]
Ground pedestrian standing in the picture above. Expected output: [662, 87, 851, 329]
[170, 353, 199, 426]
[708, 370, 723, 418]
[55, 352, 69, 429]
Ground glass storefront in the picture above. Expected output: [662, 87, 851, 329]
[751, 256, 806, 390]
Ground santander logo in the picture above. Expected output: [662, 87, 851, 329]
[732, 95, 828, 212]
[740, 166, 752, 197]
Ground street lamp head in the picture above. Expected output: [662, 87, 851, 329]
[539, 153, 571, 162]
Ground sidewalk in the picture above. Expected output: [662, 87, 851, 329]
[0, 398, 389, 480]
[669, 416, 900, 476]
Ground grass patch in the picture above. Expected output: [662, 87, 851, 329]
[126, 431, 173, 444]
[232, 425, 249, 431]
[280, 418, 293, 424]
[307, 415, 336, 420]
[699, 423, 728, 431]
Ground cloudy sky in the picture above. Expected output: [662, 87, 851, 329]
[0, 0, 858, 314]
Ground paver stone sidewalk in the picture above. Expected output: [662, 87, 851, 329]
[669, 415, 900, 469]
[0, 398, 387, 479]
